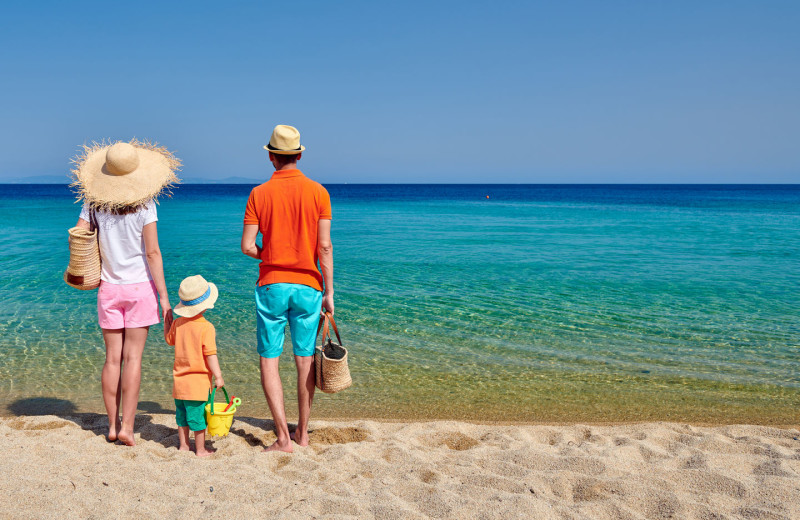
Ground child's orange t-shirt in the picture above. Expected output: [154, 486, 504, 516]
[243, 169, 332, 291]
[166, 315, 217, 401]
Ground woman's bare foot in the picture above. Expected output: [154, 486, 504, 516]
[107, 417, 121, 442]
[117, 429, 136, 446]
[263, 439, 293, 453]
[290, 430, 309, 447]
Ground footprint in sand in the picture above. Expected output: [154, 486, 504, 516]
[430, 432, 479, 451]
[309, 427, 370, 445]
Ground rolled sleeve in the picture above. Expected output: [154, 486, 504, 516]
[244, 189, 259, 225]
[202, 325, 217, 356]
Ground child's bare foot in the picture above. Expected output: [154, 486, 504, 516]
[263, 439, 293, 453]
[117, 429, 136, 446]
[196, 447, 216, 457]
[178, 444, 191, 452]
[290, 430, 309, 447]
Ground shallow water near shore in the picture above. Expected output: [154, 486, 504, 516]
[0, 183, 798, 424]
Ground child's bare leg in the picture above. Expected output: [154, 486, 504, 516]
[101, 328, 124, 441]
[178, 426, 191, 451]
[194, 430, 215, 457]
[117, 327, 148, 446]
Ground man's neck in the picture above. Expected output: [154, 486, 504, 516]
[274, 163, 298, 172]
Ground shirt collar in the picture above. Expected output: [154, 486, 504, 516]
[270, 169, 303, 179]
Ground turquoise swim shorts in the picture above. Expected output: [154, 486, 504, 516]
[175, 399, 207, 432]
[255, 283, 323, 358]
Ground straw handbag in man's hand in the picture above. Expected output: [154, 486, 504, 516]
[315, 312, 352, 393]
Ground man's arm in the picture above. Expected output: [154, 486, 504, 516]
[241, 224, 262, 259]
[317, 219, 334, 315]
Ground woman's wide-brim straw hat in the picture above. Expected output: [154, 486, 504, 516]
[71, 139, 181, 211]
[263, 125, 305, 155]
[174, 275, 218, 318]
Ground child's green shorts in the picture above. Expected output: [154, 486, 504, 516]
[175, 399, 207, 432]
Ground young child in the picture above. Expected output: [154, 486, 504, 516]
[164, 275, 224, 457]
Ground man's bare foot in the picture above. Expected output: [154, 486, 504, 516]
[196, 448, 216, 458]
[117, 429, 136, 446]
[263, 440, 293, 453]
[290, 430, 309, 447]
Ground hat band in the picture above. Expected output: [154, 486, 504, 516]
[266, 143, 302, 152]
[180, 287, 211, 306]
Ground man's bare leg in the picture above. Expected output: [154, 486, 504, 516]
[291, 355, 315, 446]
[259, 356, 293, 453]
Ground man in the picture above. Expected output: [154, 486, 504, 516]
[241, 124, 333, 453]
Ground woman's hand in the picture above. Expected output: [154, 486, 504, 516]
[160, 297, 172, 320]
[163, 309, 174, 336]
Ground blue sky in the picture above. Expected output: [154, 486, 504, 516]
[0, 0, 798, 183]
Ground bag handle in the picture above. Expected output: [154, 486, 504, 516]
[317, 312, 343, 346]
[89, 209, 99, 234]
[206, 386, 230, 416]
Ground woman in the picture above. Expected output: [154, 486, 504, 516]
[71, 139, 180, 445]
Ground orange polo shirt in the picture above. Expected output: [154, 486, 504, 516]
[243, 169, 332, 291]
[166, 315, 217, 401]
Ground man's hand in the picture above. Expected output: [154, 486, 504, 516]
[322, 291, 334, 316]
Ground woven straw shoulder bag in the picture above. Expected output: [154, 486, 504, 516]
[64, 210, 101, 290]
[315, 312, 352, 393]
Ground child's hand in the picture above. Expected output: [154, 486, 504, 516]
[215, 376, 225, 389]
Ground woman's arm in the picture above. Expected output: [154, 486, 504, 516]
[143, 222, 171, 320]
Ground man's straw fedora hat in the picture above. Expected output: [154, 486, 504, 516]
[71, 139, 181, 211]
[173, 275, 218, 318]
[263, 125, 305, 155]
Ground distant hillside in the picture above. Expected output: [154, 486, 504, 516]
[183, 176, 264, 184]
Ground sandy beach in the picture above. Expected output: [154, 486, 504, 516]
[2, 414, 798, 519]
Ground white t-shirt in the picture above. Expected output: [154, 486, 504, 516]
[79, 201, 158, 284]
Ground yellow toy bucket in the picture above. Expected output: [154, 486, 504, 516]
[204, 386, 242, 437]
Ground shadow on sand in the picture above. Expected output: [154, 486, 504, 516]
[4, 397, 293, 450]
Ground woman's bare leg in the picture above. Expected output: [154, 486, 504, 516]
[101, 328, 124, 441]
[117, 326, 149, 446]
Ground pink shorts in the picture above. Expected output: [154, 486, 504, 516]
[97, 280, 160, 329]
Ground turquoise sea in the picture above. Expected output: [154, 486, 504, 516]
[0, 184, 798, 424]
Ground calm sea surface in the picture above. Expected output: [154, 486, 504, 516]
[0, 184, 798, 424]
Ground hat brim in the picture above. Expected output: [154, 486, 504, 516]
[71, 139, 181, 211]
[173, 282, 218, 318]
[263, 145, 305, 155]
